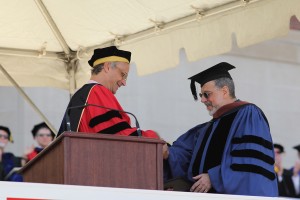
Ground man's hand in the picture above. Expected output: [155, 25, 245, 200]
[190, 173, 212, 193]
[163, 143, 169, 160]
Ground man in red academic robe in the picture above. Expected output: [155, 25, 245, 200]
[57, 46, 158, 139]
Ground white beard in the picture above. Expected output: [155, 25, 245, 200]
[205, 103, 219, 116]
[208, 107, 217, 116]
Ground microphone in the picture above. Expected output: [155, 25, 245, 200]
[65, 103, 142, 137]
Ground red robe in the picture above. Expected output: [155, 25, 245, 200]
[26, 150, 38, 161]
[26, 147, 43, 161]
[58, 83, 158, 139]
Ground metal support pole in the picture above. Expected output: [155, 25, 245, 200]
[68, 59, 78, 97]
[34, 0, 70, 56]
[0, 63, 57, 135]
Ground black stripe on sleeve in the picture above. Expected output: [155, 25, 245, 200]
[129, 130, 139, 136]
[230, 163, 276, 180]
[89, 110, 122, 128]
[98, 121, 131, 134]
[231, 135, 273, 150]
[231, 149, 274, 165]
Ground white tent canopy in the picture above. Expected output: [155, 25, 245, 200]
[0, 0, 299, 92]
[0, 0, 299, 138]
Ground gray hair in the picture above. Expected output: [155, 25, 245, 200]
[214, 77, 236, 98]
[91, 62, 117, 75]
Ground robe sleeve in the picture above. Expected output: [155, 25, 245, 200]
[208, 104, 278, 196]
[26, 150, 38, 162]
[79, 85, 158, 138]
[166, 124, 205, 180]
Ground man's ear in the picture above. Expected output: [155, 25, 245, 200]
[103, 62, 110, 72]
[222, 85, 229, 97]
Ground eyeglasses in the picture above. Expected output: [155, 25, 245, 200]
[199, 92, 213, 99]
[0, 134, 9, 140]
[37, 133, 52, 137]
[115, 66, 128, 81]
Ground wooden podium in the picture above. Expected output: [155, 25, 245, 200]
[20, 132, 164, 190]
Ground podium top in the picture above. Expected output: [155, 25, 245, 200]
[58, 131, 165, 144]
[19, 132, 164, 174]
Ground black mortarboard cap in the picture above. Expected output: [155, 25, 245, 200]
[31, 122, 55, 138]
[274, 143, 285, 153]
[188, 62, 235, 100]
[293, 144, 300, 153]
[0, 125, 13, 143]
[88, 46, 131, 67]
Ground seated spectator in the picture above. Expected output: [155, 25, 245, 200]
[24, 122, 55, 162]
[274, 143, 296, 197]
[0, 125, 23, 181]
[291, 144, 300, 197]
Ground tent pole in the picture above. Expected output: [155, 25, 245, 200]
[0, 63, 57, 135]
[68, 59, 78, 97]
[34, 0, 70, 56]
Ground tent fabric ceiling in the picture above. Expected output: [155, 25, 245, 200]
[1, 0, 236, 51]
[0, 0, 299, 90]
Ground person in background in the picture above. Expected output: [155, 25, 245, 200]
[57, 46, 158, 139]
[0, 126, 23, 181]
[290, 144, 300, 197]
[163, 62, 278, 196]
[274, 143, 297, 197]
[24, 122, 55, 162]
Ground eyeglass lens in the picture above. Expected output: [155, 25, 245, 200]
[0, 134, 9, 139]
[37, 133, 52, 137]
[199, 92, 210, 99]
